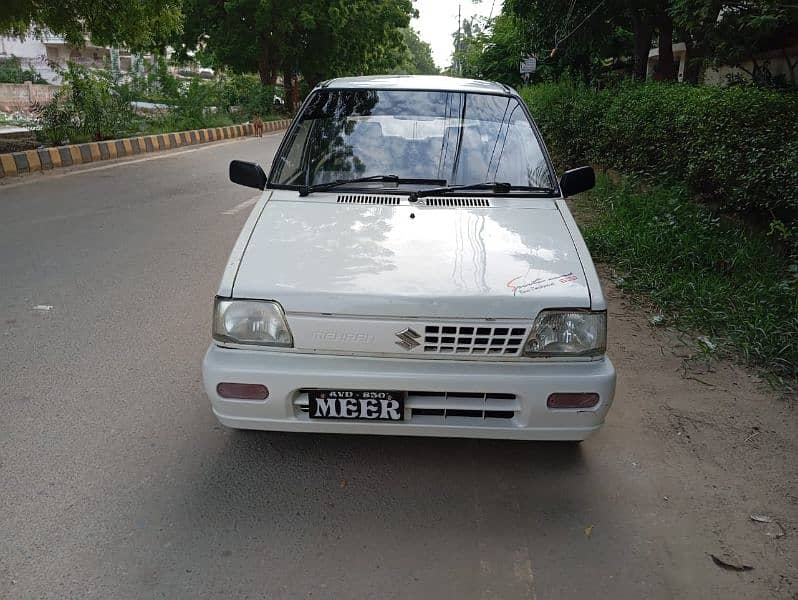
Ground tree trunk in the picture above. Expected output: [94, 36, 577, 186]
[283, 64, 296, 113]
[781, 48, 796, 86]
[654, 5, 677, 81]
[682, 39, 707, 85]
[630, 11, 655, 81]
[257, 40, 279, 86]
[678, 2, 721, 85]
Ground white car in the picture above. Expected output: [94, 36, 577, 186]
[203, 75, 615, 441]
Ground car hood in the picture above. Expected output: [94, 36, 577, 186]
[232, 196, 590, 319]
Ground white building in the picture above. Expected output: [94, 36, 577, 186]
[0, 31, 147, 84]
[647, 41, 798, 86]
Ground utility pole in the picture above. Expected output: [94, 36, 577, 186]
[456, 3, 462, 76]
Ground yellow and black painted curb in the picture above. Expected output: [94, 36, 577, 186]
[0, 119, 291, 179]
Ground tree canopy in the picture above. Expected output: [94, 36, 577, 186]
[391, 28, 438, 75]
[1, 0, 183, 51]
[455, 0, 798, 86]
[178, 0, 416, 100]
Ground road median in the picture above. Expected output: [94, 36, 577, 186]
[0, 119, 291, 178]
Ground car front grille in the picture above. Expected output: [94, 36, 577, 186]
[294, 391, 520, 421]
[422, 325, 528, 356]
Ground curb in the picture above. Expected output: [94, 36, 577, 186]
[0, 119, 291, 178]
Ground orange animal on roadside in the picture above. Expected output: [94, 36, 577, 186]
[252, 116, 264, 137]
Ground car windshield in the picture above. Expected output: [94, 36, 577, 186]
[269, 89, 555, 191]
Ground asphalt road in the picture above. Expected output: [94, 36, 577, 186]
[1, 135, 794, 600]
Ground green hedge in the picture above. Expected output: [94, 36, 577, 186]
[521, 81, 798, 225]
[581, 175, 798, 380]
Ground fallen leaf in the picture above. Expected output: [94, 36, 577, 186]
[340, 479, 347, 488]
[584, 525, 593, 538]
[710, 554, 753, 572]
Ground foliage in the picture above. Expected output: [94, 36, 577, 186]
[34, 57, 281, 144]
[449, 13, 527, 84]
[672, 0, 798, 86]
[475, 0, 643, 84]
[35, 62, 134, 144]
[217, 73, 285, 119]
[521, 80, 798, 228]
[139, 105, 235, 136]
[179, 0, 416, 109]
[1, 0, 183, 51]
[0, 55, 48, 84]
[466, 0, 797, 87]
[580, 174, 798, 380]
[391, 28, 438, 75]
[116, 55, 181, 104]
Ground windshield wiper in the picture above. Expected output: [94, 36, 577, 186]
[299, 175, 446, 196]
[408, 182, 555, 202]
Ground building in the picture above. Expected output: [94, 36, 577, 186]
[647, 42, 798, 86]
[0, 31, 148, 84]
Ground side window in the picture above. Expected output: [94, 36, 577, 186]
[494, 104, 553, 188]
[271, 121, 312, 184]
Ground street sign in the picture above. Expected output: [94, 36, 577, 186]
[520, 55, 537, 75]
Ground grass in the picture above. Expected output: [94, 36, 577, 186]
[577, 174, 798, 383]
[136, 111, 238, 136]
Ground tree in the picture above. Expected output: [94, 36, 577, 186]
[669, 0, 798, 85]
[499, 0, 634, 82]
[391, 28, 438, 75]
[669, 0, 724, 83]
[473, 13, 526, 83]
[687, 0, 797, 85]
[179, 0, 416, 110]
[451, 17, 486, 77]
[1, 0, 183, 51]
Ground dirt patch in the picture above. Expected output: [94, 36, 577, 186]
[600, 268, 797, 597]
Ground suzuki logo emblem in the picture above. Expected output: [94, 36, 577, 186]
[395, 327, 421, 350]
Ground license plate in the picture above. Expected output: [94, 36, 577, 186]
[307, 390, 405, 421]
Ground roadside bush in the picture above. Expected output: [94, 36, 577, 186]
[581, 175, 798, 381]
[521, 81, 798, 227]
[0, 55, 48, 84]
[35, 62, 135, 144]
[219, 73, 284, 119]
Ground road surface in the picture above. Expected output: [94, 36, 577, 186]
[1, 135, 795, 599]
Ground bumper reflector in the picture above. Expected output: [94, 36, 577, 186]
[547, 392, 599, 409]
[217, 382, 269, 400]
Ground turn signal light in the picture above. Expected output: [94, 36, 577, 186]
[216, 382, 269, 400]
[547, 393, 599, 409]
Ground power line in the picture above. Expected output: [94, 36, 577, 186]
[552, 0, 606, 54]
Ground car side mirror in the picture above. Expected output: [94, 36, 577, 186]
[229, 160, 267, 190]
[559, 166, 595, 197]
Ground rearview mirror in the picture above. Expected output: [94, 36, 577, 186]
[229, 160, 267, 190]
[559, 166, 595, 197]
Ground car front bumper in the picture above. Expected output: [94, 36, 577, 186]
[202, 345, 616, 441]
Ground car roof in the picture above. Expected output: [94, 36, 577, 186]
[320, 75, 514, 96]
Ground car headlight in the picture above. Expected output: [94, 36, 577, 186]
[213, 298, 293, 347]
[524, 310, 606, 356]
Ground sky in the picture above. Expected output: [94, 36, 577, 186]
[412, 0, 498, 70]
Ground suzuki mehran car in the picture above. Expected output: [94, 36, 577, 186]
[202, 75, 615, 441]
